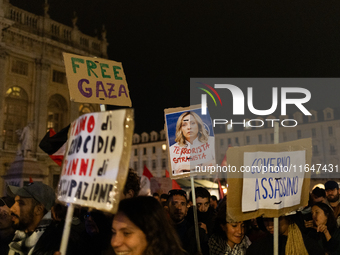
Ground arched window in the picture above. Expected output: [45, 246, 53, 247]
[79, 103, 95, 116]
[133, 134, 140, 144]
[47, 94, 67, 132]
[3, 87, 28, 145]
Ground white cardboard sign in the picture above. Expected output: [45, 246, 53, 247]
[242, 150, 305, 212]
[58, 110, 126, 212]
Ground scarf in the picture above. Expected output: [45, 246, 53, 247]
[208, 234, 251, 255]
[8, 212, 52, 255]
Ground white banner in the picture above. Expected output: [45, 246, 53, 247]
[139, 175, 151, 196]
[242, 150, 305, 212]
[58, 111, 125, 211]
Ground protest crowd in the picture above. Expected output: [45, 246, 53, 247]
[1, 1, 339, 254]
[0, 170, 340, 255]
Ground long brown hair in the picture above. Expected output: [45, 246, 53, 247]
[117, 197, 186, 255]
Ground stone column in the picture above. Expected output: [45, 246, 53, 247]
[69, 101, 79, 124]
[0, 49, 8, 150]
[0, 49, 8, 195]
[34, 59, 50, 154]
[0, 0, 9, 18]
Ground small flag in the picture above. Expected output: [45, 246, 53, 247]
[221, 153, 227, 167]
[217, 151, 228, 199]
[39, 125, 70, 166]
[217, 179, 224, 199]
[139, 165, 153, 196]
[165, 170, 182, 190]
[142, 165, 153, 180]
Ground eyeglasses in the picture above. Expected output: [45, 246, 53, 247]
[168, 189, 187, 197]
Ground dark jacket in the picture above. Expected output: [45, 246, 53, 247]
[186, 206, 216, 238]
[247, 233, 324, 255]
[0, 232, 15, 254]
[183, 206, 216, 255]
[320, 228, 340, 255]
[174, 219, 209, 255]
[32, 219, 88, 255]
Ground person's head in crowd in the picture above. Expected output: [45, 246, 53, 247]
[210, 195, 218, 209]
[190, 187, 211, 213]
[51, 202, 67, 222]
[121, 169, 140, 200]
[324, 181, 339, 203]
[159, 194, 169, 211]
[161, 201, 168, 211]
[160, 194, 168, 203]
[8, 182, 55, 232]
[168, 189, 188, 224]
[111, 196, 185, 255]
[153, 192, 160, 202]
[263, 217, 288, 236]
[0, 196, 15, 233]
[311, 187, 326, 204]
[212, 200, 247, 250]
[262, 214, 309, 254]
[312, 202, 337, 235]
[84, 211, 100, 236]
[84, 209, 112, 238]
[175, 111, 209, 146]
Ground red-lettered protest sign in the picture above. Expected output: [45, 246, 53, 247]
[63, 52, 132, 107]
[57, 109, 134, 213]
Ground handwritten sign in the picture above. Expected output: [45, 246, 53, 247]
[164, 105, 216, 179]
[226, 138, 312, 221]
[63, 52, 132, 106]
[57, 109, 134, 213]
[242, 151, 305, 212]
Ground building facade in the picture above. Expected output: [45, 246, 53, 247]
[0, 0, 107, 195]
[129, 130, 169, 177]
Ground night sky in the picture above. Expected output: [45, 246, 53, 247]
[11, 0, 340, 133]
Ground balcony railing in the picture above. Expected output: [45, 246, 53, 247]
[5, 4, 106, 57]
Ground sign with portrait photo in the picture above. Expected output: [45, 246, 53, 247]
[164, 105, 216, 179]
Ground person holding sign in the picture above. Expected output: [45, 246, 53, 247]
[169, 111, 215, 175]
[311, 202, 340, 255]
[167, 189, 208, 255]
[111, 196, 185, 255]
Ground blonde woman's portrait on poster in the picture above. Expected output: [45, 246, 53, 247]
[165, 108, 215, 176]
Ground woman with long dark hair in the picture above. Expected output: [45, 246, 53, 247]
[111, 196, 185, 255]
[311, 202, 340, 255]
